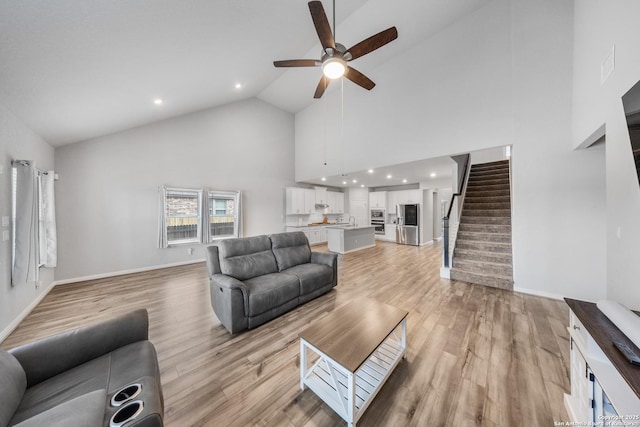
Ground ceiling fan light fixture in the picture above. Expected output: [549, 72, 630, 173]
[322, 58, 346, 79]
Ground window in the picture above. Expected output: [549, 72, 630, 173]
[208, 191, 240, 240]
[165, 189, 201, 245]
[159, 187, 240, 247]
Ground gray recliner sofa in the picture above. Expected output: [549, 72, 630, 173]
[205, 231, 338, 334]
[0, 309, 163, 427]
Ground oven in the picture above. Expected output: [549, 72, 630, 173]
[371, 209, 385, 235]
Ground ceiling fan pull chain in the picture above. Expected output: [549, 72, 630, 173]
[341, 76, 345, 175]
[323, 81, 328, 166]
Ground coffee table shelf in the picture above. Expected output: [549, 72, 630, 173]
[299, 299, 408, 427]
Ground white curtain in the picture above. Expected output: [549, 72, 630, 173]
[157, 185, 168, 248]
[38, 171, 57, 267]
[200, 188, 211, 244]
[12, 161, 37, 286]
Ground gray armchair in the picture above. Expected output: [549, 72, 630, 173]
[0, 309, 163, 427]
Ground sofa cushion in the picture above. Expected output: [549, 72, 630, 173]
[269, 232, 311, 272]
[12, 389, 106, 427]
[244, 273, 300, 317]
[0, 349, 26, 427]
[217, 235, 278, 281]
[282, 263, 334, 296]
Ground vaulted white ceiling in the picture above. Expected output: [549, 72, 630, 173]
[0, 0, 490, 147]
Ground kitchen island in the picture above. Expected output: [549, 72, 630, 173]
[326, 225, 376, 254]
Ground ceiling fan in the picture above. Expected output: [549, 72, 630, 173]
[273, 0, 398, 99]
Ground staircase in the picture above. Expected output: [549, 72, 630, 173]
[450, 160, 513, 290]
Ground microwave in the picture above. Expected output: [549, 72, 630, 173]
[371, 209, 385, 219]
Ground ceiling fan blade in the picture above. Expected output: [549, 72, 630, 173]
[308, 1, 336, 51]
[273, 59, 319, 67]
[344, 66, 375, 90]
[346, 27, 398, 61]
[314, 75, 330, 99]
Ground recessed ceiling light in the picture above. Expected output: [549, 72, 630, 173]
[342, 181, 347, 185]
[360, 184, 365, 188]
[235, 83, 242, 89]
[321, 177, 326, 181]
[368, 169, 374, 173]
[153, 99, 163, 106]
[352, 179, 357, 183]
[430, 172, 436, 178]
[386, 174, 392, 179]
[402, 179, 407, 183]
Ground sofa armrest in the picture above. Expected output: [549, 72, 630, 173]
[211, 274, 247, 292]
[210, 274, 249, 333]
[311, 251, 338, 287]
[10, 309, 149, 388]
[311, 251, 338, 268]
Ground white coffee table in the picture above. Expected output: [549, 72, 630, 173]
[299, 298, 408, 426]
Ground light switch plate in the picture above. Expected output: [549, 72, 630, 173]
[2, 216, 9, 227]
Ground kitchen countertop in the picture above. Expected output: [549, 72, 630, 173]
[325, 225, 375, 231]
[286, 223, 350, 228]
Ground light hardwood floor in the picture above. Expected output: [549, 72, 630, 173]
[2, 241, 571, 426]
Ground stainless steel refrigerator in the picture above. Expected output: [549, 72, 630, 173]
[396, 204, 419, 245]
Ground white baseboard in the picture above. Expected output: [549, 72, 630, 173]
[440, 267, 451, 279]
[513, 285, 564, 301]
[0, 280, 57, 343]
[54, 259, 206, 286]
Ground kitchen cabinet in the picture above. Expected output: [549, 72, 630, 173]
[369, 191, 387, 210]
[286, 187, 316, 214]
[387, 192, 399, 214]
[286, 187, 304, 214]
[315, 187, 327, 205]
[304, 189, 315, 214]
[307, 227, 327, 245]
[327, 191, 345, 214]
[383, 224, 397, 242]
[396, 189, 421, 205]
[285, 226, 327, 245]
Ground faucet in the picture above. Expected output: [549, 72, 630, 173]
[348, 216, 357, 227]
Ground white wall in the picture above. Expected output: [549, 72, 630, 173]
[295, 0, 607, 302]
[54, 98, 295, 282]
[573, 0, 640, 309]
[0, 100, 55, 338]
[509, 0, 606, 301]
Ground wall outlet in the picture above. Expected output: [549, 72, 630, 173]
[35, 280, 41, 289]
[188, 247, 193, 255]
[2, 230, 9, 241]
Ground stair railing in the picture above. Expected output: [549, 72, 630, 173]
[443, 153, 471, 269]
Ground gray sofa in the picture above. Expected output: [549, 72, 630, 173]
[205, 231, 338, 334]
[0, 309, 163, 427]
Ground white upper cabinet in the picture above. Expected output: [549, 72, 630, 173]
[387, 192, 399, 214]
[396, 189, 421, 205]
[304, 188, 315, 213]
[314, 187, 328, 205]
[326, 191, 344, 214]
[369, 191, 387, 210]
[285, 187, 304, 214]
[286, 187, 317, 215]
[334, 192, 344, 214]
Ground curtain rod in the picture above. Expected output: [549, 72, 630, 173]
[11, 159, 54, 175]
